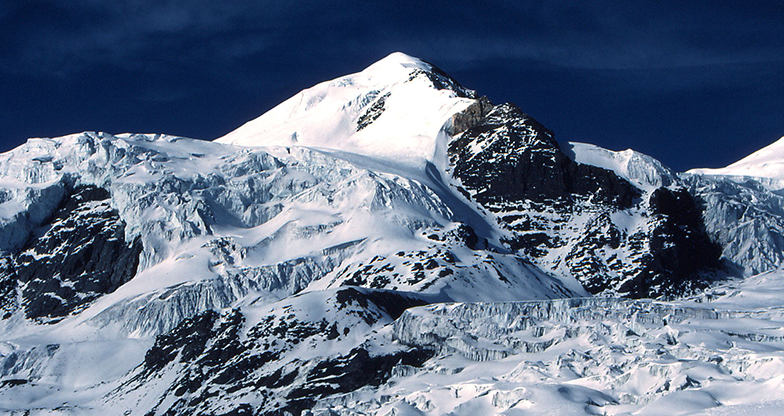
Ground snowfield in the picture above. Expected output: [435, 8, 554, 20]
[0, 52, 782, 415]
[688, 136, 784, 192]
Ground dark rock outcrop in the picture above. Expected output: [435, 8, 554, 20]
[284, 347, 434, 415]
[619, 188, 723, 298]
[124, 289, 434, 416]
[2, 185, 142, 321]
[448, 100, 721, 298]
[0, 259, 16, 319]
[410, 62, 478, 99]
[357, 92, 391, 131]
[449, 103, 639, 208]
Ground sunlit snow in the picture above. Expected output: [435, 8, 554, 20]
[0, 52, 782, 415]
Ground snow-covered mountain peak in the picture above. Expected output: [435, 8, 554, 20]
[688, 136, 784, 190]
[216, 52, 477, 170]
[362, 51, 430, 72]
[4, 54, 784, 416]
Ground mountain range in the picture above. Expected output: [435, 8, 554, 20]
[1, 52, 784, 415]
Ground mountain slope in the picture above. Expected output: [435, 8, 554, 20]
[447, 99, 721, 298]
[0, 52, 780, 415]
[0, 129, 575, 414]
[216, 52, 477, 172]
[220, 53, 724, 298]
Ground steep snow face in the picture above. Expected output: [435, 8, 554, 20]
[682, 138, 784, 275]
[683, 174, 784, 276]
[216, 52, 477, 170]
[688, 136, 784, 189]
[567, 142, 676, 191]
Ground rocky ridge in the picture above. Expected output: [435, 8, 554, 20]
[447, 98, 722, 298]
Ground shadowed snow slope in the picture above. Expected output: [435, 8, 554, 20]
[677, 137, 784, 276]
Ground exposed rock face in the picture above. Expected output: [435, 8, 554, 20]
[447, 101, 721, 298]
[448, 96, 494, 136]
[113, 288, 434, 416]
[2, 185, 142, 321]
[618, 187, 723, 298]
[449, 103, 639, 208]
[0, 259, 16, 319]
[357, 92, 391, 131]
[409, 62, 478, 99]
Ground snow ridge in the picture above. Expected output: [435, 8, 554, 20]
[688, 136, 784, 190]
[216, 52, 477, 171]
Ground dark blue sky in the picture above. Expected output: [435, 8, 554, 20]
[1, 1, 782, 171]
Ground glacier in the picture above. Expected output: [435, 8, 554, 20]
[323, 271, 784, 415]
[0, 52, 782, 415]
